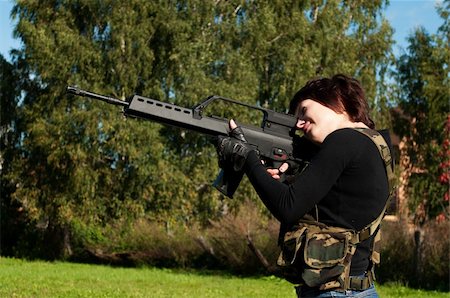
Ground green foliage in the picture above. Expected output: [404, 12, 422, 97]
[1, 1, 448, 292]
[392, 1, 450, 223]
[3, 0, 394, 258]
[0, 54, 24, 256]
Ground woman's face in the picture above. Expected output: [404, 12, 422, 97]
[296, 99, 347, 144]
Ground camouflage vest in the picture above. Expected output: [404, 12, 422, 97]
[277, 128, 395, 291]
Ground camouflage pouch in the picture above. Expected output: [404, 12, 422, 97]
[276, 226, 308, 284]
[302, 225, 356, 289]
[277, 220, 357, 289]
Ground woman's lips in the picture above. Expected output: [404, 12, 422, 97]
[302, 121, 311, 134]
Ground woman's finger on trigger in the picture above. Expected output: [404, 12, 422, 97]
[279, 163, 289, 173]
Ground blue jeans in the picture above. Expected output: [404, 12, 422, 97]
[295, 284, 379, 298]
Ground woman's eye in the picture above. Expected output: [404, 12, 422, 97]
[296, 106, 306, 118]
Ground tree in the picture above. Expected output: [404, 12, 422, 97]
[0, 54, 23, 256]
[8, 0, 213, 258]
[393, 0, 449, 224]
[6, 0, 394, 258]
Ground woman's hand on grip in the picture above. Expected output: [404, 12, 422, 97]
[267, 163, 289, 180]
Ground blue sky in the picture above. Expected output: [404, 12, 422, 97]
[0, 0, 444, 62]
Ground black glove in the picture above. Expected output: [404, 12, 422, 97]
[217, 126, 254, 172]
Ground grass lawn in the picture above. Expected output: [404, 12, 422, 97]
[0, 258, 447, 297]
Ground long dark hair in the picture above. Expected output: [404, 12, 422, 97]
[289, 74, 375, 129]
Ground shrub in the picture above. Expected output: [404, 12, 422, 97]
[205, 200, 279, 275]
[377, 219, 449, 291]
[377, 220, 415, 285]
[72, 200, 280, 273]
[77, 219, 206, 268]
[68, 201, 448, 291]
[418, 220, 449, 290]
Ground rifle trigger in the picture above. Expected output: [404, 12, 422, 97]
[273, 148, 287, 160]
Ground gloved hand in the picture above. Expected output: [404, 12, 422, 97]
[217, 120, 255, 172]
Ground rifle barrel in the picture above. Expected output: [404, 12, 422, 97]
[67, 86, 129, 107]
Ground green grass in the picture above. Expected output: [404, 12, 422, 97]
[0, 258, 447, 297]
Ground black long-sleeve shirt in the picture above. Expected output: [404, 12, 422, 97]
[244, 128, 390, 275]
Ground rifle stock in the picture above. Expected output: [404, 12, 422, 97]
[67, 86, 303, 198]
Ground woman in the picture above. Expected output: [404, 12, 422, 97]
[217, 74, 393, 297]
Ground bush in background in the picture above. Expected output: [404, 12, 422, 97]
[414, 220, 449, 290]
[73, 200, 280, 274]
[377, 220, 416, 285]
[66, 201, 449, 291]
[377, 219, 449, 291]
[205, 200, 280, 275]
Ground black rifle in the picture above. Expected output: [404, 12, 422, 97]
[67, 86, 303, 198]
